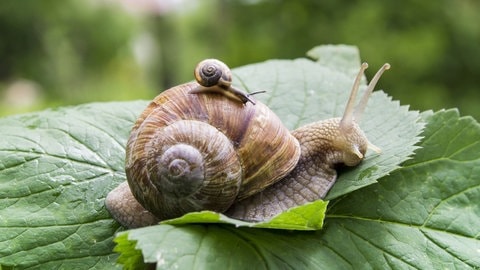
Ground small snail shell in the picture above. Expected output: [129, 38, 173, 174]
[190, 59, 259, 104]
[194, 59, 232, 88]
[105, 59, 390, 228]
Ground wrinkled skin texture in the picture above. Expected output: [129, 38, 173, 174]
[226, 118, 367, 221]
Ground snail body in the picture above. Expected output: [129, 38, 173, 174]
[106, 59, 389, 228]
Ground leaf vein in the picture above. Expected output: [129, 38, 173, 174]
[46, 127, 110, 167]
[420, 229, 478, 269]
[293, 64, 309, 129]
[72, 116, 125, 151]
[342, 224, 420, 269]
[0, 149, 118, 174]
[224, 227, 269, 269]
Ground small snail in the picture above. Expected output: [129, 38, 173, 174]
[190, 59, 262, 104]
[105, 59, 390, 228]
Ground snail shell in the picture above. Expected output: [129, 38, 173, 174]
[125, 82, 301, 220]
[194, 59, 232, 88]
[106, 59, 390, 227]
[190, 59, 258, 104]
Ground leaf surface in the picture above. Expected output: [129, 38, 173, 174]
[0, 101, 147, 269]
[117, 109, 480, 269]
[162, 200, 328, 230]
[0, 45, 425, 268]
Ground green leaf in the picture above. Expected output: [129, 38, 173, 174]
[114, 233, 145, 270]
[0, 45, 423, 268]
[117, 109, 480, 269]
[326, 109, 480, 268]
[0, 101, 148, 269]
[162, 200, 328, 230]
[306, 44, 362, 78]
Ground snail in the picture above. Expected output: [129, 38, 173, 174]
[105, 59, 390, 228]
[190, 59, 265, 104]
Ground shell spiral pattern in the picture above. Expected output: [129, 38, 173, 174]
[125, 82, 301, 220]
[194, 59, 232, 88]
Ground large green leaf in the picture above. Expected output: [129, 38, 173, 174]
[0, 45, 423, 268]
[0, 101, 147, 269]
[116, 109, 480, 269]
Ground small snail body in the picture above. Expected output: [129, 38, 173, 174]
[106, 59, 389, 228]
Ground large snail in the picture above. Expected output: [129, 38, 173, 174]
[105, 59, 390, 228]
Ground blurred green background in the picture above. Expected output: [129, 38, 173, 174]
[1, 0, 479, 119]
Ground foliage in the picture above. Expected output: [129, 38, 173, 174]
[0, 100, 146, 269]
[161, 199, 327, 231]
[115, 48, 480, 269]
[2, 46, 477, 269]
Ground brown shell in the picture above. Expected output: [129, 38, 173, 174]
[125, 82, 301, 220]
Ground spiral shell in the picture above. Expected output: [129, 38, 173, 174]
[125, 82, 301, 220]
[194, 59, 232, 88]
